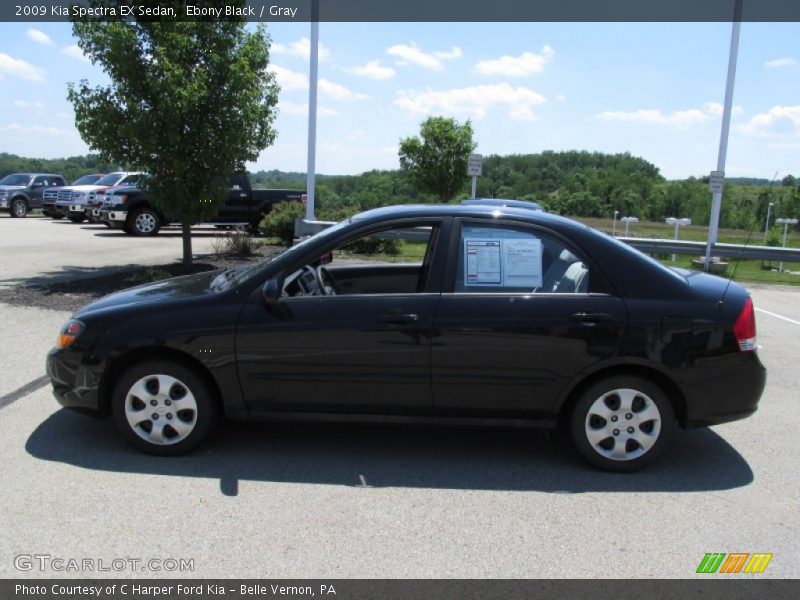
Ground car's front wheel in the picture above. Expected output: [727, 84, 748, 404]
[128, 207, 161, 236]
[111, 360, 217, 455]
[570, 375, 675, 472]
[10, 198, 28, 218]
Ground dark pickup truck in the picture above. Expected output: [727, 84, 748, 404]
[99, 174, 304, 236]
[0, 173, 67, 217]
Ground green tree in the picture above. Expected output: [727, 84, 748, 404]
[67, 1, 279, 264]
[398, 116, 476, 202]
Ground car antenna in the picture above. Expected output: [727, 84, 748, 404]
[719, 170, 779, 305]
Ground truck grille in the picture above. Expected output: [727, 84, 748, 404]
[57, 189, 73, 203]
[43, 189, 59, 201]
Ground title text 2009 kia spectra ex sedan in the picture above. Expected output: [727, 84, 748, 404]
[47, 204, 766, 471]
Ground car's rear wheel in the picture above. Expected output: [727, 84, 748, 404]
[111, 360, 217, 456]
[10, 198, 28, 218]
[128, 207, 161, 236]
[570, 375, 674, 472]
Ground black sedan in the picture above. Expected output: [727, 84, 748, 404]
[47, 204, 766, 471]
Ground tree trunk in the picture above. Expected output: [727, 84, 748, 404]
[181, 222, 193, 266]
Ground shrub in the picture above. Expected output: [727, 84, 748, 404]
[345, 235, 400, 255]
[259, 201, 305, 246]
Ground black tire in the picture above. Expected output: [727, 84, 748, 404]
[570, 375, 675, 472]
[68, 214, 86, 223]
[9, 198, 28, 218]
[111, 360, 218, 456]
[52, 212, 65, 220]
[128, 207, 161, 236]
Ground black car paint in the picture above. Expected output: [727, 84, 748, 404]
[47, 205, 766, 430]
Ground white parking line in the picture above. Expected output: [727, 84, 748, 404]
[756, 307, 800, 326]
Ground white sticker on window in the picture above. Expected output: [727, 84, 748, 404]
[463, 236, 543, 288]
[504, 238, 542, 287]
[465, 239, 501, 285]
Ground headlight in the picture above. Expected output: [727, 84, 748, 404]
[57, 319, 85, 349]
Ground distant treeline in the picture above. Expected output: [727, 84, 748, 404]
[4, 151, 798, 230]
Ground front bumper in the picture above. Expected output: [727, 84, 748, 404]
[46, 347, 104, 415]
[68, 204, 86, 213]
[103, 208, 127, 222]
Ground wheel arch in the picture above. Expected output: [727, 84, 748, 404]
[555, 364, 688, 429]
[97, 346, 225, 418]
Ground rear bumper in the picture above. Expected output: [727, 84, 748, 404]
[683, 352, 767, 428]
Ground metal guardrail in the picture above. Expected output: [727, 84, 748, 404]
[620, 237, 800, 262]
[294, 219, 800, 262]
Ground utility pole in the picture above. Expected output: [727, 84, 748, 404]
[704, 0, 743, 271]
[305, 0, 319, 221]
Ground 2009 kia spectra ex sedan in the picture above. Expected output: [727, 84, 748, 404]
[47, 204, 766, 471]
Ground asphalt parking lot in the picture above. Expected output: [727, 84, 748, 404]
[0, 214, 798, 578]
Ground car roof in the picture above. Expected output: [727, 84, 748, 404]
[352, 203, 588, 233]
[461, 198, 544, 210]
[8, 173, 63, 177]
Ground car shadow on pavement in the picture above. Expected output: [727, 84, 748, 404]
[26, 409, 753, 496]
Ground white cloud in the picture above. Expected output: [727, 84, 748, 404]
[556, 94, 567, 101]
[394, 82, 546, 121]
[26, 28, 54, 46]
[739, 105, 800, 136]
[0, 53, 45, 82]
[1, 123, 67, 136]
[269, 64, 308, 90]
[386, 42, 462, 71]
[596, 102, 743, 128]
[764, 57, 797, 69]
[62, 44, 91, 64]
[272, 38, 330, 61]
[474, 46, 555, 77]
[319, 79, 369, 101]
[344, 59, 395, 80]
[702, 102, 744, 116]
[280, 101, 337, 117]
[12, 99, 45, 109]
[269, 65, 367, 101]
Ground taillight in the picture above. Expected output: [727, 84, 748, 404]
[733, 297, 757, 352]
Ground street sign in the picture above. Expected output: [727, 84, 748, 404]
[709, 170, 725, 194]
[467, 154, 483, 177]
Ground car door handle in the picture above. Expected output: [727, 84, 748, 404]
[378, 313, 419, 325]
[570, 312, 612, 323]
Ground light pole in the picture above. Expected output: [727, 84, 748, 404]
[775, 218, 798, 273]
[666, 217, 691, 262]
[763, 202, 774, 244]
[621, 216, 638, 237]
[612, 210, 619, 237]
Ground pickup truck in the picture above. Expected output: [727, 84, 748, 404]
[42, 173, 106, 219]
[98, 174, 304, 236]
[0, 173, 67, 217]
[56, 171, 146, 223]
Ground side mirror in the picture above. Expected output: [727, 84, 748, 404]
[317, 251, 333, 266]
[261, 278, 281, 304]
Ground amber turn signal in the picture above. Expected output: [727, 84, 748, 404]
[57, 320, 85, 349]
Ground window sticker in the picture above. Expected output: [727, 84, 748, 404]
[463, 236, 543, 288]
[504, 238, 543, 288]
[465, 239, 502, 285]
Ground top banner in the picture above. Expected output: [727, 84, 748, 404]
[3, 0, 800, 23]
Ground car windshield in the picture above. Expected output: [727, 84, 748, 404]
[72, 175, 103, 185]
[94, 173, 126, 186]
[210, 218, 355, 292]
[0, 174, 33, 186]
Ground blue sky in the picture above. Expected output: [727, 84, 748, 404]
[1, 21, 799, 179]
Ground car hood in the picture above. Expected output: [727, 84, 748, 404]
[75, 270, 221, 317]
[71, 185, 105, 193]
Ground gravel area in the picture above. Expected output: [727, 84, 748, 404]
[0, 250, 281, 312]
